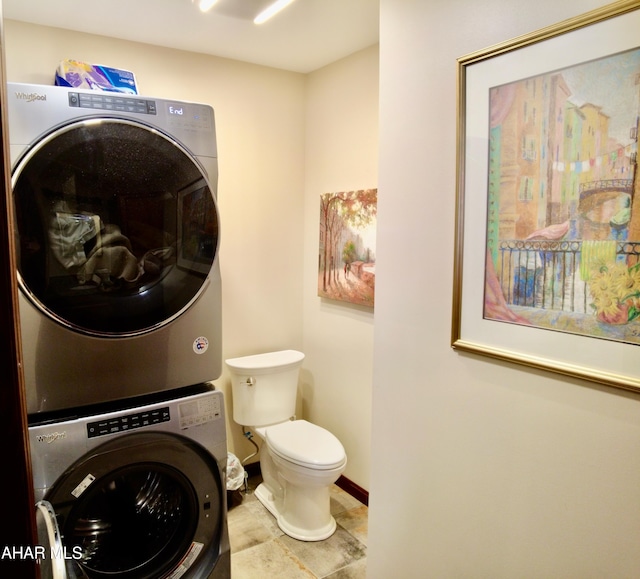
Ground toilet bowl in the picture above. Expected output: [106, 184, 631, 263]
[255, 419, 347, 541]
[225, 350, 347, 541]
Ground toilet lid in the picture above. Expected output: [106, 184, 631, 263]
[266, 420, 346, 470]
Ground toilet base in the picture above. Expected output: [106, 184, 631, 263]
[254, 482, 337, 542]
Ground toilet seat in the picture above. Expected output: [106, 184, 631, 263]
[265, 420, 346, 470]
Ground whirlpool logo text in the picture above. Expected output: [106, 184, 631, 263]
[15, 91, 47, 103]
[36, 431, 67, 444]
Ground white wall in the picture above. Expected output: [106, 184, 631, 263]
[369, 1, 640, 577]
[303, 46, 378, 490]
[4, 20, 307, 458]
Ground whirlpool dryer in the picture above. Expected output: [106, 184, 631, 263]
[29, 383, 230, 578]
[7, 82, 222, 415]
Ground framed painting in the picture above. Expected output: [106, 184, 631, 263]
[452, 0, 640, 393]
[318, 189, 377, 308]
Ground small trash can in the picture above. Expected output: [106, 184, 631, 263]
[226, 452, 246, 509]
[226, 452, 245, 492]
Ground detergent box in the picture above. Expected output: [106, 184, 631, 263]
[55, 59, 138, 94]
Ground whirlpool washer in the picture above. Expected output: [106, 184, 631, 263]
[29, 384, 230, 578]
[7, 82, 222, 415]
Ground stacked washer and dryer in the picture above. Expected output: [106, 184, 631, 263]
[8, 82, 230, 578]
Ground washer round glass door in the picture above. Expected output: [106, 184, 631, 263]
[35, 500, 68, 579]
[44, 432, 224, 578]
[12, 118, 219, 337]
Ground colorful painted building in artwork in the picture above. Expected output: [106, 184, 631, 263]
[489, 67, 637, 263]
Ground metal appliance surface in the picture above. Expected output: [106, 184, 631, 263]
[29, 384, 230, 578]
[7, 82, 222, 414]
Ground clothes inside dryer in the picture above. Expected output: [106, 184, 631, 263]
[14, 118, 219, 336]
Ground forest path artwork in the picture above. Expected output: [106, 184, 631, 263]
[486, 46, 640, 345]
[317, 262, 374, 306]
[318, 189, 377, 308]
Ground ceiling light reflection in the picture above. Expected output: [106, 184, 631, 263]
[254, 0, 296, 24]
[198, 0, 219, 12]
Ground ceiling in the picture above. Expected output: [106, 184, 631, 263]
[1, 0, 379, 73]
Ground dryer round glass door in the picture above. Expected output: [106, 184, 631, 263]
[44, 432, 224, 578]
[12, 118, 219, 337]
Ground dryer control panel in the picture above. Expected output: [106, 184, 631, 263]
[68, 91, 157, 115]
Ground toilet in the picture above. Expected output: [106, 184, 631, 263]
[226, 349, 347, 541]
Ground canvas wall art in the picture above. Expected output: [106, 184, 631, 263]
[318, 189, 377, 308]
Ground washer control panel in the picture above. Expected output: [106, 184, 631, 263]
[178, 395, 222, 429]
[87, 407, 170, 438]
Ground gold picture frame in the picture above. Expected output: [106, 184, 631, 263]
[452, 0, 640, 393]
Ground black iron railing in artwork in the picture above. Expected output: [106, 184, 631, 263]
[497, 240, 640, 313]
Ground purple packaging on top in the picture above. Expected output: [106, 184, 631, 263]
[54, 59, 138, 94]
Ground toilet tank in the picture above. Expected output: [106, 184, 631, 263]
[225, 350, 305, 427]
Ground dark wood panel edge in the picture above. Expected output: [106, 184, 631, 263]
[336, 475, 369, 506]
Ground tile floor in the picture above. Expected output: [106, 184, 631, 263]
[227, 475, 368, 578]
